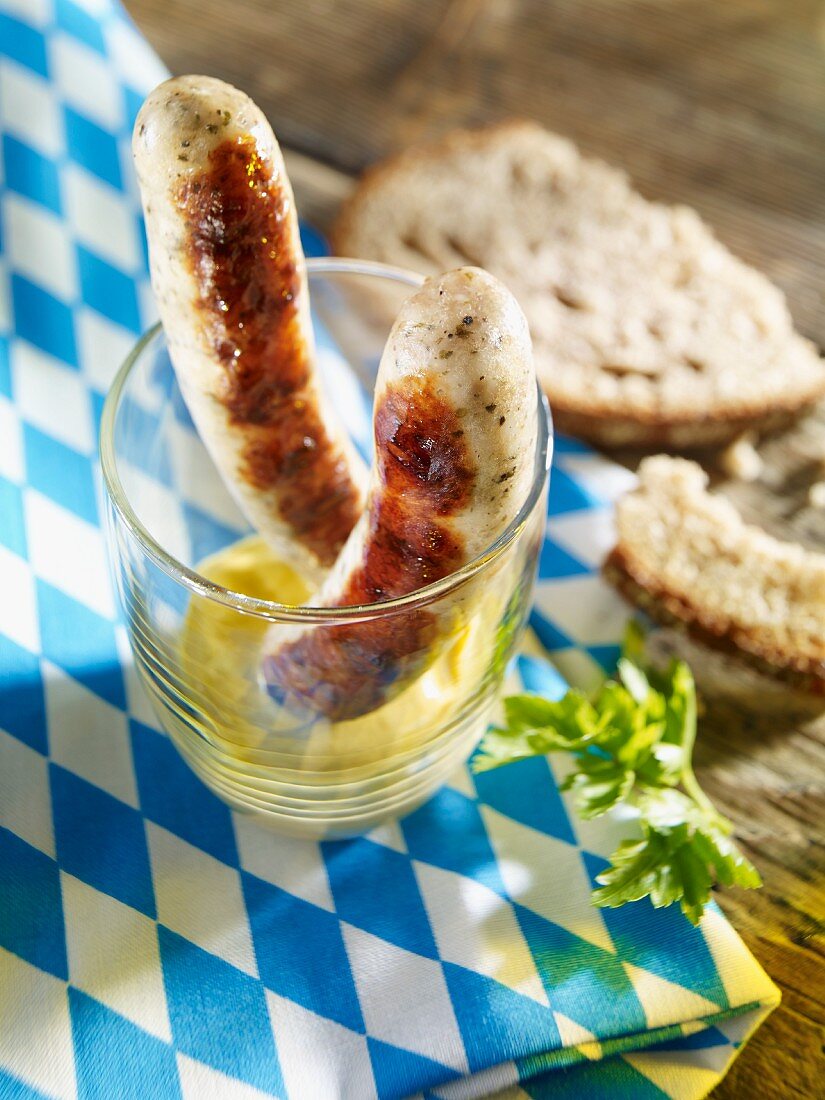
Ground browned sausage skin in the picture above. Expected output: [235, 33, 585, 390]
[133, 77, 367, 576]
[262, 267, 538, 722]
[263, 377, 476, 719]
[179, 136, 363, 565]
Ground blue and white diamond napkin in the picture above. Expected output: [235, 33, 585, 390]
[0, 2, 779, 1097]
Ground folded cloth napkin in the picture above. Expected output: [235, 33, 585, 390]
[0, 2, 779, 1097]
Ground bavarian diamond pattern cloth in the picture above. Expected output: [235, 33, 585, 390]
[0, 2, 780, 1098]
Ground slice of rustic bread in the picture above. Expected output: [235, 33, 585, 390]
[333, 122, 825, 448]
[604, 456, 825, 692]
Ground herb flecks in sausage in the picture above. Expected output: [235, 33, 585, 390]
[178, 135, 361, 565]
[261, 265, 538, 722]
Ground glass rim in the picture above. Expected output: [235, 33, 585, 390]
[99, 257, 552, 624]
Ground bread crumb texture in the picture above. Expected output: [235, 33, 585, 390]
[608, 456, 825, 684]
[334, 122, 825, 447]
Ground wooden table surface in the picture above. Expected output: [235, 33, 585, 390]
[127, 2, 824, 1095]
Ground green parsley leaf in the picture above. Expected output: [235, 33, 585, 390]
[473, 623, 761, 924]
[472, 691, 602, 773]
[562, 761, 635, 818]
[617, 655, 651, 704]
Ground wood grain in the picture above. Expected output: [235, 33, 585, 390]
[128, 0, 825, 344]
[127, 2, 824, 1094]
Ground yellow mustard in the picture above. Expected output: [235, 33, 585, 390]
[179, 536, 495, 773]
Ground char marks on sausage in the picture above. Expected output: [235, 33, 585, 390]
[262, 265, 538, 723]
[179, 135, 362, 566]
[342, 377, 474, 603]
[263, 377, 476, 720]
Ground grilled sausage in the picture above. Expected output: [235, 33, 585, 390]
[262, 266, 538, 722]
[133, 76, 368, 579]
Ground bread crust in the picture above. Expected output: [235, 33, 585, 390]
[604, 456, 825, 694]
[334, 122, 825, 450]
[551, 405, 801, 450]
[604, 547, 825, 694]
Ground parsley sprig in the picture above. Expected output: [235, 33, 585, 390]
[473, 623, 761, 925]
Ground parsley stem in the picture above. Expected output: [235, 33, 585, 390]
[678, 667, 698, 760]
[675, 677, 726, 824]
[681, 765, 726, 826]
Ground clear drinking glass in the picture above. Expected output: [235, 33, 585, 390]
[100, 259, 552, 838]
